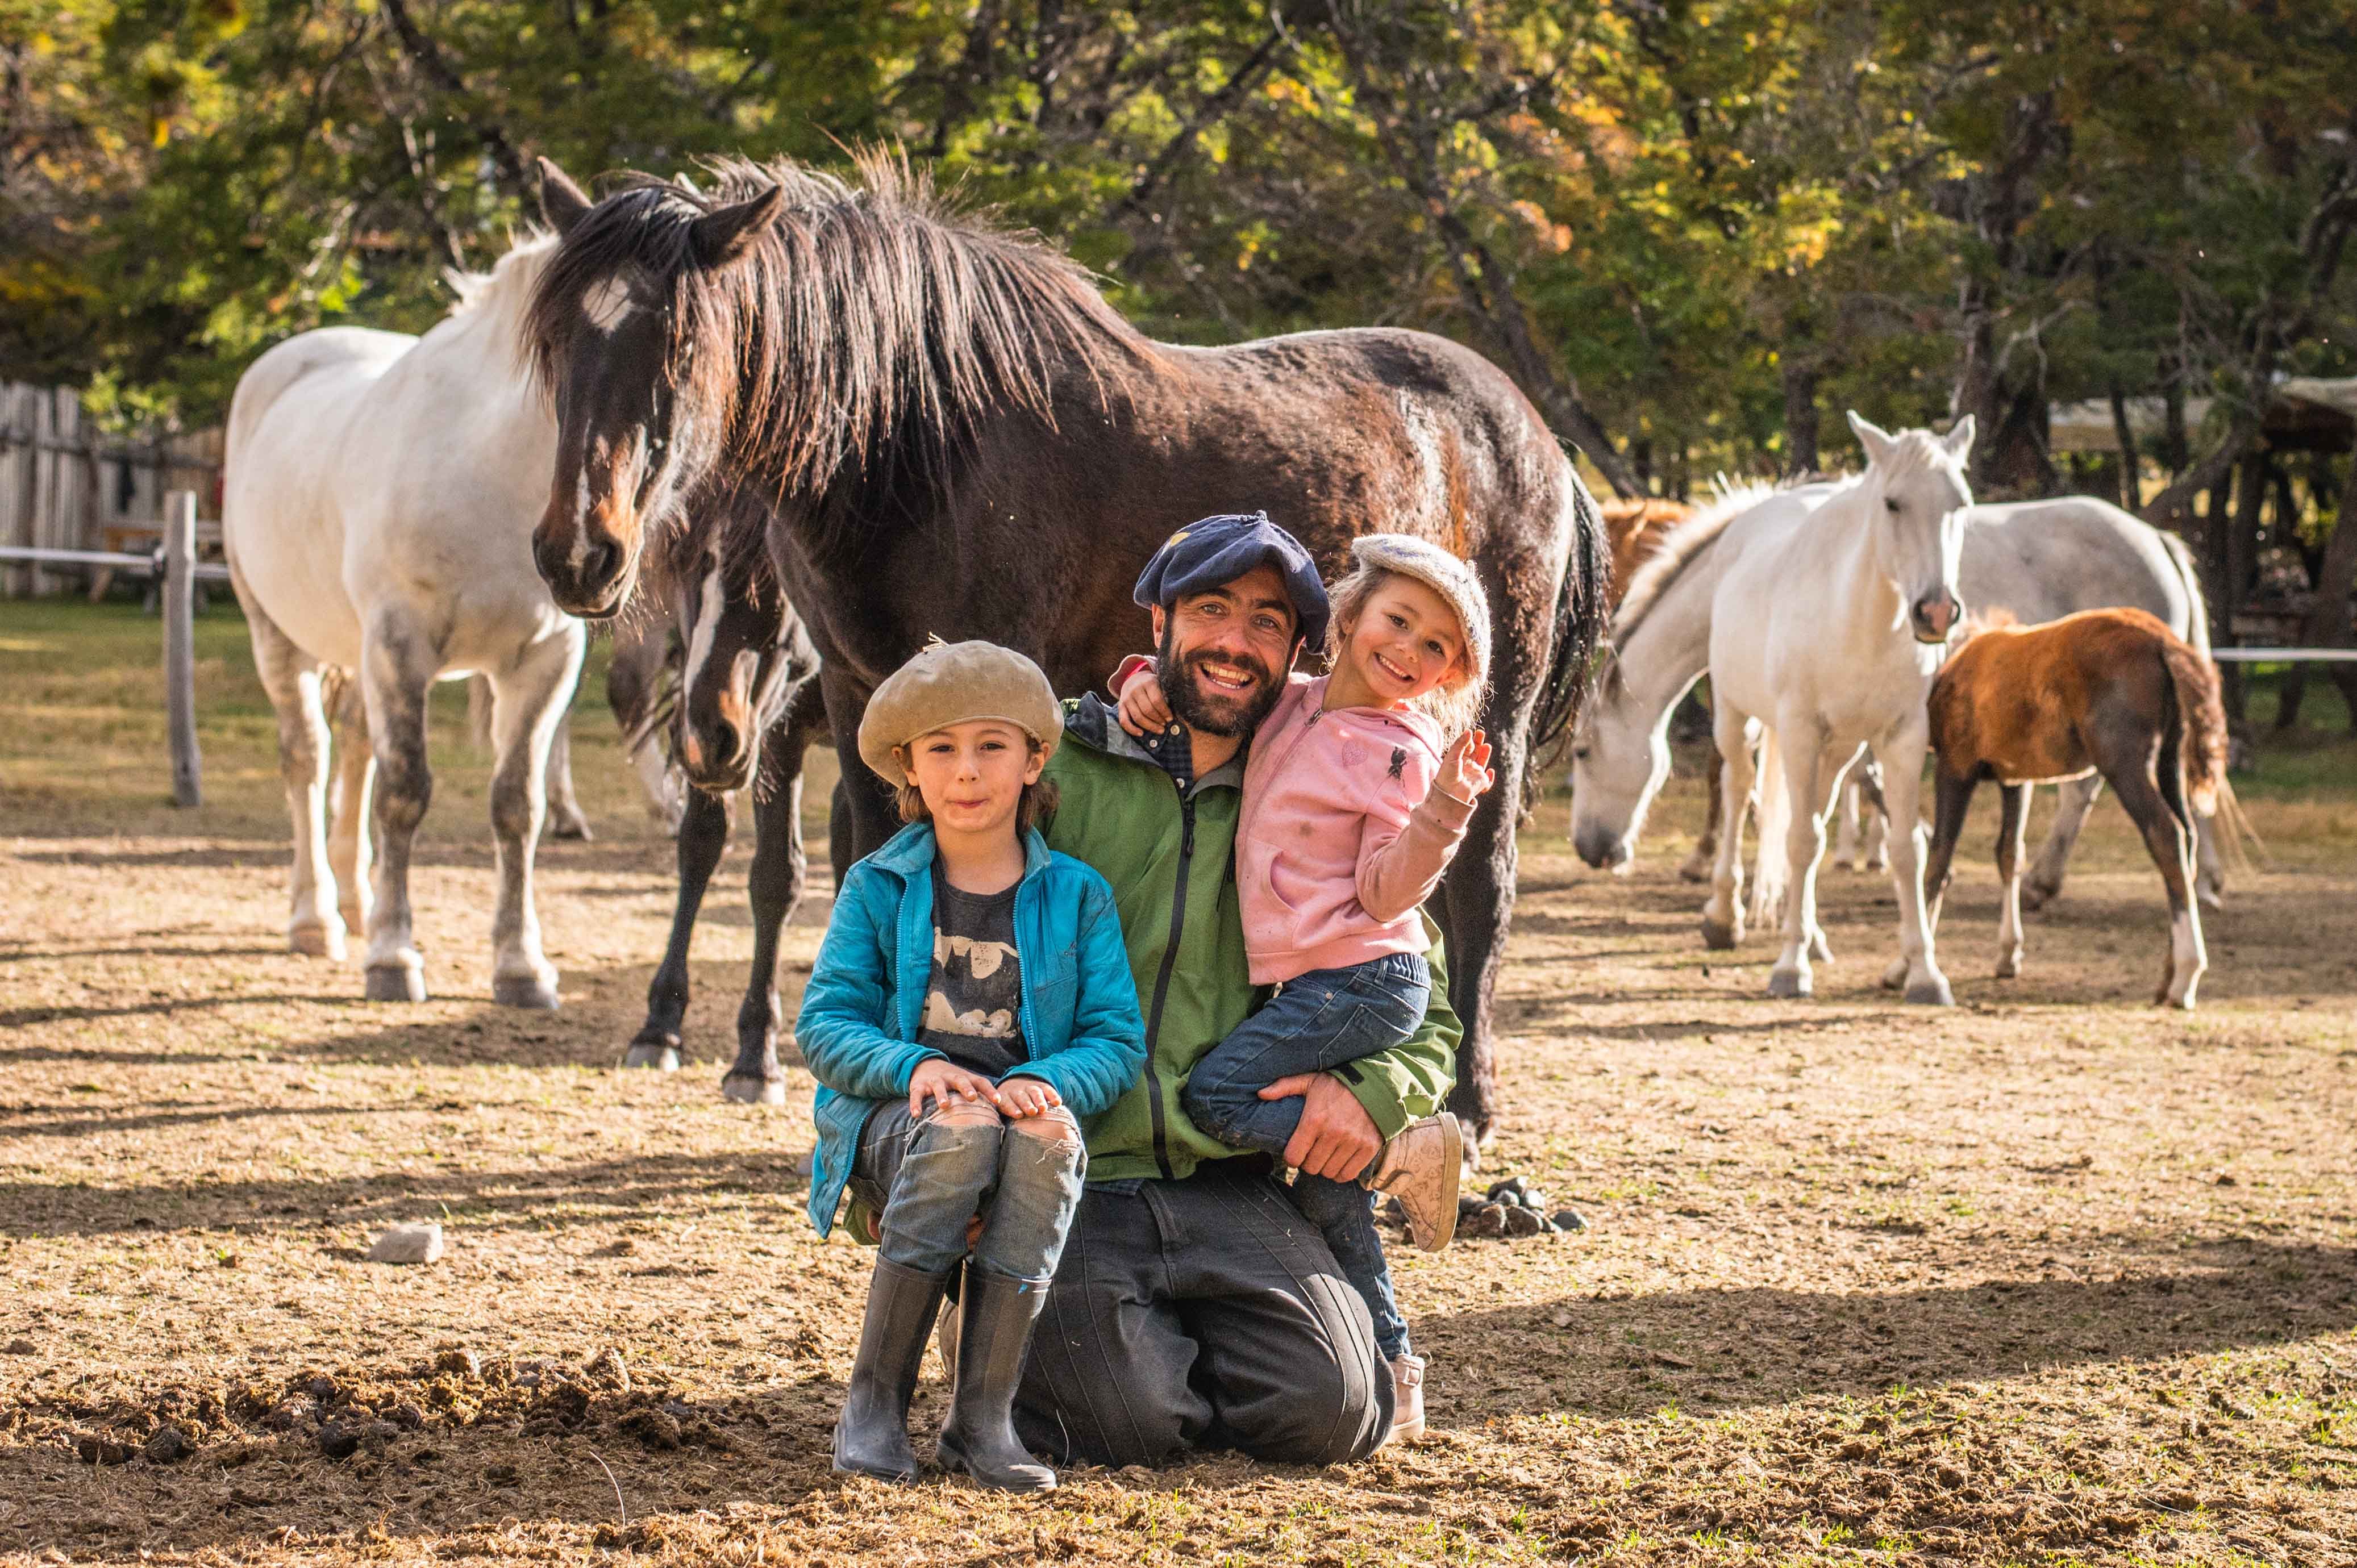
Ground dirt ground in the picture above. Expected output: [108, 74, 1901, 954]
[4, 600, 2356, 1566]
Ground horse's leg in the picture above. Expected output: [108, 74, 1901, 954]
[238, 585, 344, 958]
[823, 666, 898, 863]
[1805, 745, 1859, 962]
[1920, 765, 1976, 968]
[1854, 758, 1890, 871]
[327, 677, 375, 944]
[543, 711, 593, 842]
[1700, 714, 1756, 950]
[2116, 735, 2208, 1008]
[1875, 724, 1953, 1006]
[1992, 782, 2029, 978]
[625, 783, 730, 1070]
[2192, 802, 2226, 912]
[359, 615, 442, 1002]
[1765, 737, 1838, 998]
[1438, 727, 1528, 1152]
[723, 694, 822, 1104]
[1832, 773, 1864, 870]
[1679, 738, 1723, 884]
[482, 627, 585, 1009]
[2022, 776, 2101, 911]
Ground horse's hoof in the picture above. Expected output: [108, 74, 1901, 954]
[1700, 916, 1740, 951]
[1903, 975, 1955, 1007]
[1676, 857, 1710, 885]
[1994, 952, 2022, 979]
[2019, 881, 2057, 913]
[1808, 930, 1833, 963]
[622, 1042, 682, 1072]
[550, 812, 593, 843]
[1832, 857, 1856, 872]
[1767, 967, 1812, 999]
[493, 973, 561, 1010]
[722, 1073, 788, 1106]
[364, 965, 428, 1003]
[290, 921, 345, 960]
[2197, 887, 2223, 913]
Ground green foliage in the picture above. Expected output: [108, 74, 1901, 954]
[3, 0, 2352, 486]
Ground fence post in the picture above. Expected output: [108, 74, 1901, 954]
[165, 489, 202, 808]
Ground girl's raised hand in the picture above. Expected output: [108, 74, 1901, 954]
[1117, 665, 1173, 737]
[908, 1057, 1001, 1118]
[996, 1076, 1064, 1118]
[1440, 727, 1495, 803]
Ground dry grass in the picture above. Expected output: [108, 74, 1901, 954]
[3, 601, 2355, 1566]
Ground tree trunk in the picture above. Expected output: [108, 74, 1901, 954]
[2279, 465, 2357, 732]
[2108, 382, 2139, 508]
[1783, 361, 1821, 478]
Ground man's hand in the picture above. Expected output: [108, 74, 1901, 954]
[1260, 1071, 1381, 1182]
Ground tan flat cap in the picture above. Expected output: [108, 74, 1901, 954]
[857, 639, 1063, 785]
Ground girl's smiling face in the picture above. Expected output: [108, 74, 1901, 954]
[898, 719, 1044, 841]
[1337, 573, 1465, 705]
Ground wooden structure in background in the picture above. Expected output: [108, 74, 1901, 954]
[0, 382, 223, 599]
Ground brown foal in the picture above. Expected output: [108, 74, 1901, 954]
[1923, 608, 2228, 1008]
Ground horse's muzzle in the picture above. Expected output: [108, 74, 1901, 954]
[532, 529, 632, 619]
[1910, 591, 1962, 644]
[1573, 822, 1632, 872]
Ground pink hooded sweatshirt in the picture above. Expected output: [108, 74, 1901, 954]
[1238, 674, 1476, 985]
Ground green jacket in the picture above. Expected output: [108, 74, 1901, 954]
[1042, 697, 1459, 1184]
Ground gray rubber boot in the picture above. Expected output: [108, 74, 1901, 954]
[935, 1269, 1056, 1491]
[832, 1257, 952, 1482]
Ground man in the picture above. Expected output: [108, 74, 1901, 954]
[1016, 512, 1460, 1466]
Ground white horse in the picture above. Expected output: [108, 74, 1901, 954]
[223, 235, 582, 1007]
[1703, 414, 1976, 1003]
[1571, 477, 2221, 913]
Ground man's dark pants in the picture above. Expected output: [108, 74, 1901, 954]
[1014, 1164, 1394, 1466]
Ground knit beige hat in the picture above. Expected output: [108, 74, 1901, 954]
[857, 639, 1063, 785]
[1344, 533, 1492, 697]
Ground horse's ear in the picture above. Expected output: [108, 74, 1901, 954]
[1846, 410, 1894, 464]
[538, 158, 593, 237]
[689, 186, 784, 269]
[1941, 414, 1977, 464]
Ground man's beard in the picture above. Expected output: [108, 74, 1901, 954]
[1156, 625, 1283, 738]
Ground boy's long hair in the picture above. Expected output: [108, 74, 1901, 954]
[1324, 564, 1488, 739]
[892, 736, 1060, 836]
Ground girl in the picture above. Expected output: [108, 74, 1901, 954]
[1115, 532, 1494, 1443]
[798, 640, 1146, 1491]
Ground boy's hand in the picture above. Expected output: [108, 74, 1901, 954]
[996, 1076, 1063, 1118]
[909, 1058, 1001, 1118]
[1439, 728, 1495, 804]
[1117, 665, 1173, 737]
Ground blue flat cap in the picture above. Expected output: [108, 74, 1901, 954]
[1132, 512, 1330, 652]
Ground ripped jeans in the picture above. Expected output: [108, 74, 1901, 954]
[847, 1096, 1087, 1285]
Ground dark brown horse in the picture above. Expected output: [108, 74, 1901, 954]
[614, 524, 834, 1103]
[1923, 608, 2230, 1009]
[519, 152, 1609, 1142]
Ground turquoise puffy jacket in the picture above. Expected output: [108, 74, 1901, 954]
[796, 821, 1147, 1238]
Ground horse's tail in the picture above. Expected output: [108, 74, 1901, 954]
[467, 673, 497, 752]
[2162, 636, 2229, 819]
[1523, 467, 1613, 814]
[1748, 725, 1791, 930]
[2156, 527, 2214, 658]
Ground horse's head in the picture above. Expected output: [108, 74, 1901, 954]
[1850, 411, 1975, 645]
[1568, 653, 1671, 872]
[665, 532, 802, 794]
[523, 159, 782, 619]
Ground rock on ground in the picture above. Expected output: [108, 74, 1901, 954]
[368, 1223, 444, 1265]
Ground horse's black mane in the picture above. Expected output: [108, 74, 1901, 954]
[524, 149, 1156, 563]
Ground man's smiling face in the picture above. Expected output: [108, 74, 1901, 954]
[1151, 563, 1298, 737]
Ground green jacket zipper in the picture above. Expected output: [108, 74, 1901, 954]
[1137, 786, 1197, 1182]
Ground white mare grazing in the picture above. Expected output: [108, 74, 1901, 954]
[223, 235, 584, 1007]
[1569, 475, 2221, 915]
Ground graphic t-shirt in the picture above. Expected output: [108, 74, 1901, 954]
[915, 861, 1026, 1079]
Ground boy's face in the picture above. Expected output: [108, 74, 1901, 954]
[899, 719, 1043, 841]
[1149, 563, 1298, 737]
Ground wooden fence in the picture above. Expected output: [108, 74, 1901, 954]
[0, 382, 223, 599]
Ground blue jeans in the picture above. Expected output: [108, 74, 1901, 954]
[1180, 952, 1430, 1360]
[849, 1099, 1086, 1285]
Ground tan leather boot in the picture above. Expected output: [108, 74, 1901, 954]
[1364, 1112, 1462, 1251]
